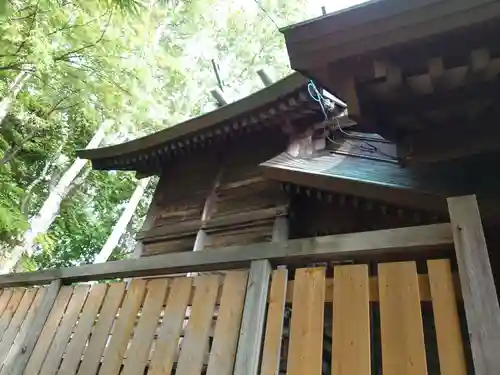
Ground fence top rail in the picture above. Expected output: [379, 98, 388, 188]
[0, 223, 453, 288]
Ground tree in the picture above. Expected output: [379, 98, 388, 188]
[93, 177, 151, 263]
[1, 0, 318, 271]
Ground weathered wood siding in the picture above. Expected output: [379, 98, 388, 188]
[205, 136, 287, 249]
[140, 131, 288, 256]
[140, 150, 219, 256]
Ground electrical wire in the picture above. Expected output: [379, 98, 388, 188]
[252, 0, 281, 30]
[307, 79, 399, 161]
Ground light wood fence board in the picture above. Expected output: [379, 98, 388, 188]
[4, 280, 61, 375]
[176, 275, 219, 375]
[98, 279, 147, 375]
[428, 259, 467, 375]
[206, 271, 248, 375]
[0, 287, 38, 365]
[0, 289, 12, 316]
[25, 286, 73, 375]
[261, 268, 288, 375]
[287, 267, 325, 375]
[1, 286, 46, 373]
[149, 277, 193, 375]
[77, 282, 126, 375]
[39, 285, 90, 375]
[285, 275, 442, 302]
[0, 288, 25, 336]
[122, 279, 169, 375]
[379, 261, 427, 375]
[332, 264, 370, 375]
[58, 283, 108, 375]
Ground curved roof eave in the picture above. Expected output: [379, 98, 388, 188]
[77, 73, 311, 161]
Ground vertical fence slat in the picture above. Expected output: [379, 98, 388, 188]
[0, 288, 25, 336]
[99, 279, 147, 375]
[2, 280, 61, 375]
[260, 268, 288, 375]
[379, 261, 427, 375]
[234, 260, 271, 375]
[0, 287, 46, 374]
[149, 277, 193, 375]
[0, 287, 38, 365]
[207, 271, 248, 375]
[122, 279, 169, 375]
[0, 289, 13, 317]
[176, 275, 219, 375]
[77, 282, 126, 375]
[39, 285, 90, 375]
[25, 286, 73, 375]
[287, 267, 325, 375]
[427, 259, 467, 375]
[58, 283, 108, 375]
[448, 195, 500, 375]
[332, 264, 371, 375]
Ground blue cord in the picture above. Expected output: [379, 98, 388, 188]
[307, 80, 328, 122]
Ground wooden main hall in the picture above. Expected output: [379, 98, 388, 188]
[1, 0, 500, 374]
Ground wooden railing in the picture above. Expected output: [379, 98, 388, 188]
[0, 195, 498, 375]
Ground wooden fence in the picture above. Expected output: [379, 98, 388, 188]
[0, 195, 497, 375]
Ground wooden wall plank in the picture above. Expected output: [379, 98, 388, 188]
[206, 271, 248, 375]
[427, 259, 467, 375]
[39, 285, 90, 375]
[0, 288, 25, 336]
[58, 284, 108, 375]
[0, 289, 12, 316]
[3, 280, 61, 375]
[122, 279, 169, 375]
[332, 264, 370, 375]
[98, 279, 147, 375]
[378, 261, 427, 375]
[261, 268, 288, 375]
[234, 260, 271, 375]
[176, 275, 219, 375]
[149, 277, 192, 375]
[0, 287, 38, 365]
[447, 195, 500, 375]
[77, 282, 126, 375]
[286, 267, 325, 375]
[25, 285, 73, 375]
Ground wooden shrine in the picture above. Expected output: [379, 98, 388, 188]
[0, 0, 500, 374]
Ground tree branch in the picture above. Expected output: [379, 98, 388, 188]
[53, 9, 113, 62]
[0, 129, 36, 166]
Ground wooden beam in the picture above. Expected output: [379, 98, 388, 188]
[0, 279, 61, 375]
[0, 224, 453, 287]
[447, 195, 500, 375]
[234, 260, 271, 375]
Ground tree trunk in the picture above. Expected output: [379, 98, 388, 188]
[0, 71, 31, 125]
[0, 122, 107, 274]
[93, 177, 150, 263]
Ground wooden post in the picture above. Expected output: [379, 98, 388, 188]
[234, 260, 271, 375]
[447, 195, 500, 375]
[272, 216, 288, 242]
[1, 279, 61, 375]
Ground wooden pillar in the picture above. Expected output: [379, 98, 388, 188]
[447, 195, 500, 375]
[234, 259, 272, 375]
[272, 216, 289, 242]
[1, 279, 61, 375]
